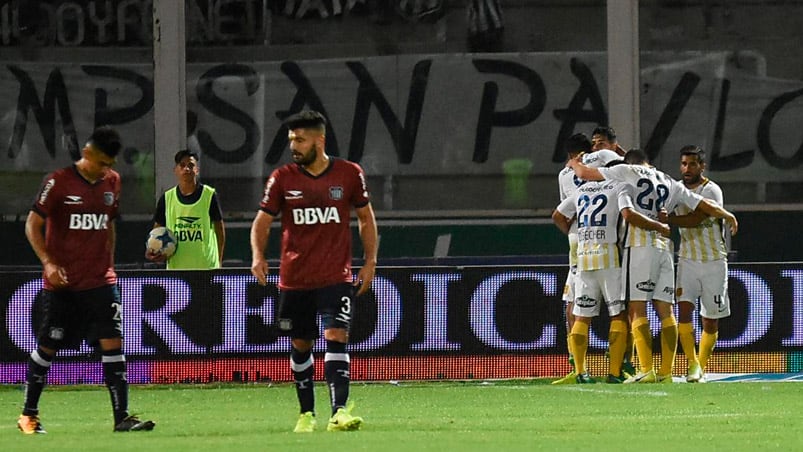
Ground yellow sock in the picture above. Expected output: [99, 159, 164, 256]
[608, 319, 628, 377]
[631, 317, 653, 372]
[569, 322, 590, 375]
[659, 316, 678, 377]
[625, 328, 635, 363]
[678, 322, 698, 365]
[699, 331, 718, 370]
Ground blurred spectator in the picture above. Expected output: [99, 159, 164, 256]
[467, 0, 504, 52]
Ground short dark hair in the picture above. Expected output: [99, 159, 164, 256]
[87, 126, 121, 157]
[592, 126, 616, 142]
[564, 133, 592, 155]
[283, 110, 327, 132]
[624, 148, 648, 165]
[174, 149, 199, 164]
[680, 145, 706, 162]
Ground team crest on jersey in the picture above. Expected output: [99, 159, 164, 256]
[329, 186, 344, 200]
[103, 192, 114, 206]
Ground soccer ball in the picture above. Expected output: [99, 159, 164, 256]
[146, 227, 177, 259]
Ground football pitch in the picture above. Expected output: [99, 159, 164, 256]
[2, 379, 802, 451]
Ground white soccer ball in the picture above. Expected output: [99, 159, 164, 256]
[146, 226, 177, 259]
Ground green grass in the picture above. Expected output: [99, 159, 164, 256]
[2, 380, 802, 451]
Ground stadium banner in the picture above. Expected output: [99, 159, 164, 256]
[0, 0, 270, 46]
[1, 51, 802, 183]
[1, 263, 801, 383]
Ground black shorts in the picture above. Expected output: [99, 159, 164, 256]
[276, 283, 354, 340]
[36, 285, 123, 350]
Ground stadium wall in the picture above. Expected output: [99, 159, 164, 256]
[2, 210, 803, 268]
[1, 263, 801, 384]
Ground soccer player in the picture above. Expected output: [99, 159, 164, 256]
[553, 159, 669, 383]
[569, 149, 737, 383]
[591, 126, 626, 156]
[552, 133, 592, 384]
[552, 135, 626, 385]
[665, 145, 730, 383]
[19, 127, 155, 434]
[250, 110, 378, 432]
[146, 149, 226, 269]
[590, 126, 639, 375]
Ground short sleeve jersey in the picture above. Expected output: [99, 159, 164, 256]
[260, 158, 370, 290]
[557, 150, 622, 266]
[558, 180, 625, 271]
[599, 164, 702, 250]
[32, 165, 120, 291]
[674, 179, 727, 262]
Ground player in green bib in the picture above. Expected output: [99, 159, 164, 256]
[147, 150, 225, 269]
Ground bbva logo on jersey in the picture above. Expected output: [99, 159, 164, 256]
[292, 207, 341, 225]
[69, 213, 109, 230]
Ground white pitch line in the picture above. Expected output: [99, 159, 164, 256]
[561, 386, 669, 396]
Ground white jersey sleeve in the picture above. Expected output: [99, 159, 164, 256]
[558, 167, 578, 202]
[582, 149, 621, 168]
[597, 164, 642, 185]
[557, 193, 577, 219]
[665, 174, 703, 212]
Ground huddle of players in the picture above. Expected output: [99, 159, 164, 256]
[552, 127, 738, 384]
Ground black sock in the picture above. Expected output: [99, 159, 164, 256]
[22, 348, 53, 416]
[324, 340, 350, 415]
[102, 349, 129, 425]
[291, 348, 315, 414]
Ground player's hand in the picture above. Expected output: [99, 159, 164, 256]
[44, 262, 69, 288]
[725, 214, 738, 236]
[567, 153, 584, 169]
[657, 208, 669, 224]
[353, 262, 376, 296]
[658, 223, 671, 238]
[145, 248, 167, 262]
[251, 258, 269, 286]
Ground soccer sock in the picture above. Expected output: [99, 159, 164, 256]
[102, 349, 129, 425]
[608, 320, 628, 377]
[566, 335, 575, 369]
[291, 348, 315, 414]
[678, 322, 699, 365]
[22, 348, 53, 416]
[631, 317, 653, 372]
[624, 328, 635, 364]
[569, 322, 589, 375]
[699, 331, 718, 370]
[659, 316, 678, 377]
[324, 340, 350, 415]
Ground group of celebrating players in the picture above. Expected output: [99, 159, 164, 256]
[552, 127, 738, 385]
